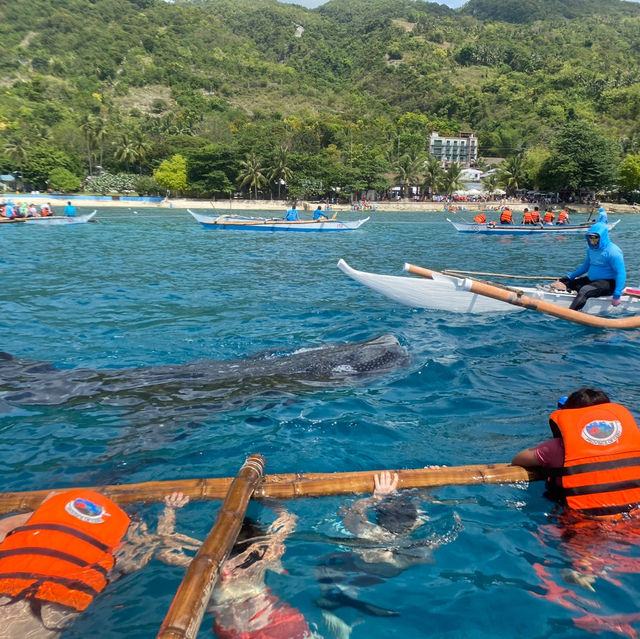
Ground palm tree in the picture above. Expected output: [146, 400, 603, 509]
[268, 147, 293, 200]
[131, 129, 151, 175]
[115, 134, 138, 172]
[4, 140, 28, 190]
[498, 153, 525, 196]
[238, 153, 267, 200]
[481, 172, 500, 199]
[393, 152, 422, 199]
[441, 162, 465, 196]
[421, 154, 443, 198]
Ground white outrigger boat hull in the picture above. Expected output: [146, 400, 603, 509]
[337, 259, 639, 315]
[448, 217, 620, 235]
[0, 211, 97, 226]
[189, 210, 368, 232]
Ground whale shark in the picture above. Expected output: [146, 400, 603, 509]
[0, 334, 410, 408]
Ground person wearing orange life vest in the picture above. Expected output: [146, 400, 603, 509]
[0, 489, 197, 638]
[557, 210, 570, 225]
[499, 208, 513, 224]
[512, 387, 640, 519]
[542, 209, 556, 224]
[521, 208, 534, 225]
[473, 213, 486, 224]
[530, 206, 541, 223]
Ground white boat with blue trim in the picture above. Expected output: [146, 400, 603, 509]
[337, 259, 640, 315]
[448, 217, 620, 235]
[189, 210, 368, 232]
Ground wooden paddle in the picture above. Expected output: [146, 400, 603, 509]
[406, 264, 640, 329]
[157, 454, 265, 639]
[0, 463, 541, 515]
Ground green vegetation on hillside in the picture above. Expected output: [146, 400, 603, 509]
[1, 0, 640, 200]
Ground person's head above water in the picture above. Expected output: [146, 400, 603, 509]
[374, 495, 419, 535]
[563, 387, 610, 409]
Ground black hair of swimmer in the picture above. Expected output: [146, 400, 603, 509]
[374, 496, 418, 535]
[564, 387, 610, 409]
[227, 518, 269, 569]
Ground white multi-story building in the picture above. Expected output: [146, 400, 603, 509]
[429, 131, 478, 167]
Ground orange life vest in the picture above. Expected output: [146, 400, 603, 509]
[558, 210, 569, 223]
[543, 211, 555, 223]
[499, 209, 513, 223]
[548, 403, 640, 518]
[522, 211, 533, 224]
[473, 214, 486, 224]
[530, 210, 540, 222]
[0, 490, 129, 611]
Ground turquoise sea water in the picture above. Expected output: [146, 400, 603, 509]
[1, 207, 640, 638]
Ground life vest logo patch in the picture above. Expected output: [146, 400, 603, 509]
[65, 498, 106, 524]
[581, 419, 622, 446]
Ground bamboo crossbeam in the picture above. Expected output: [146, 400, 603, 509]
[0, 463, 541, 515]
[444, 269, 556, 281]
[406, 263, 640, 329]
[157, 454, 265, 639]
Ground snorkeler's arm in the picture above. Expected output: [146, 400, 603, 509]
[341, 497, 396, 543]
[0, 512, 32, 543]
[157, 492, 190, 535]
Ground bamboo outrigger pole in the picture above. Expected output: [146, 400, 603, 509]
[0, 463, 541, 515]
[157, 454, 265, 639]
[406, 263, 640, 329]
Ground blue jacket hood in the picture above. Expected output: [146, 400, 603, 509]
[587, 222, 610, 250]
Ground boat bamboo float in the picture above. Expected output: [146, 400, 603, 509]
[157, 454, 265, 639]
[0, 463, 540, 515]
[405, 263, 640, 329]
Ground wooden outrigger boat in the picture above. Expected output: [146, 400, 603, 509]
[0, 210, 97, 225]
[448, 217, 620, 235]
[337, 259, 640, 316]
[188, 210, 369, 232]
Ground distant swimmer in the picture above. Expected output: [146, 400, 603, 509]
[0, 490, 198, 638]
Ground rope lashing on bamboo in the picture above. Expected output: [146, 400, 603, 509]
[156, 453, 265, 639]
[405, 263, 640, 329]
[0, 463, 541, 515]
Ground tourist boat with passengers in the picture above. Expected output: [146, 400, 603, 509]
[448, 217, 620, 235]
[0, 210, 97, 226]
[188, 210, 369, 232]
[337, 259, 640, 315]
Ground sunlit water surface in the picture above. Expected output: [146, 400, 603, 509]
[1, 207, 639, 638]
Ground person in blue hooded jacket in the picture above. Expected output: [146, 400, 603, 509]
[284, 205, 299, 221]
[550, 222, 625, 310]
[596, 206, 608, 223]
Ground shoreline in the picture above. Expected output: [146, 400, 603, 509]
[4, 194, 639, 214]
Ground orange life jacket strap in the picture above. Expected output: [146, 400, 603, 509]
[564, 478, 640, 497]
[0, 548, 109, 579]
[575, 503, 640, 518]
[547, 456, 640, 477]
[8, 523, 111, 553]
[0, 572, 101, 597]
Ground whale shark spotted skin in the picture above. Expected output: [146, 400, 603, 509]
[0, 334, 410, 407]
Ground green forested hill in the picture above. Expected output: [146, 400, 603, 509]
[1, 0, 640, 197]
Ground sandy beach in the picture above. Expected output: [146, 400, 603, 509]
[5, 193, 639, 214]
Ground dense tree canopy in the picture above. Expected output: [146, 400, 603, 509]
[1, 0, 640, 200]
